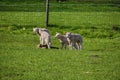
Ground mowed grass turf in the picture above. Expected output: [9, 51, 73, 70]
[0, 2, 120, 80]
[0, 12, 120, 38]
[0, 33, 120, 80]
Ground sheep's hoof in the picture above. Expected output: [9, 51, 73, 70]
[37, 44, 48, 49]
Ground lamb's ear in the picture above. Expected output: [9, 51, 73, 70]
[33, 27, 36, 32]
[64, 32, 66, 35]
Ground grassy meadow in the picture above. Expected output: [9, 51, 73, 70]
[0, 1, 120, 80]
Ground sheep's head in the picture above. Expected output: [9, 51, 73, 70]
[55, 32, 61, 38]
[65, 32, 71, 38]
[33, 28, 39, 33]
[33, 28, 41, 36]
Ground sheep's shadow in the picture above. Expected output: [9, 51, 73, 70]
[37, 44, 59, 49]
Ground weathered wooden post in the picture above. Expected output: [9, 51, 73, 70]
[46, 0, 49, 27]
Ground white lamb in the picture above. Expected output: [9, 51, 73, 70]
[65, 32, 83, 50]
[33, 28, 51, 49]
[55, 33, 69, 49]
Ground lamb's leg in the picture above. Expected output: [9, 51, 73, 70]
[71, 42, 75, 50]
[40, 37, 43, 44]
[47, 42, 51, 49]
[68, 41, 72, 50]
[60, 43, 64, 49]
[76, 42, 80, 50]
[64, 44, 67, 49]
[80, 43, 82, 50]
[41, 38, 44, 45]
[73, 43, 78, 50]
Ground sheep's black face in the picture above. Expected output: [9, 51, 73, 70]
[55, 33, 60, 38]
[33, 28, 39, 33]
[65, 32, 71, 38]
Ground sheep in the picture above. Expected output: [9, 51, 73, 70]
[65, 32, 83, 50]
[55, 32, 69, 49]
[33, 28, 51, 49]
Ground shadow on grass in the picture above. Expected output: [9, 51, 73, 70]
[48, 24, 89, 30]
[112, 25, 120, 31]
[0, 24, 38, 29]
[48, 24, 70, 29]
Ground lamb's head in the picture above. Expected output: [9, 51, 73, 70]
[33, 28, 41, 36]
[55, 33, 61, 38]
[65, 32, 71, 38]
[33, 28, 39, 33]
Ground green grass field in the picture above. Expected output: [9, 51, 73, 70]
[0, 1, 120, 80]
[0, 32, 120, 80]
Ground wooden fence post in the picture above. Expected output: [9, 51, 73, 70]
[46, 0, 49, 27]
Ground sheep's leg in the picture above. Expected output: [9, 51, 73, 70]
[40, 37, 43, 44]
[63, 44, 67, 49]
[68, 41, 73, 50]
[71, 42, 75, 50]
[46, 42, 51, 49]
[73, 43, 78, 50]
[47, 44, 51, 49]
[45, 39, 51, 49]
[64, 44, 67, 49]
[60, 43, 64, 49]
[80, 43, 82, 50]
[76, 42, 80, 50]
[41, 38, 44, 45]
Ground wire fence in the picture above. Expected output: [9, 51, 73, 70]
[0, 3, 119, 12]
[0, 1, 119, 36]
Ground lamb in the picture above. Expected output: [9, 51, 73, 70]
[65, 32, 83, 50]
[33, 28, 51, 49]
[55, 33, 69, 49]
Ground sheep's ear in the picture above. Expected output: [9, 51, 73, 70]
[64, 32, 66, 35]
